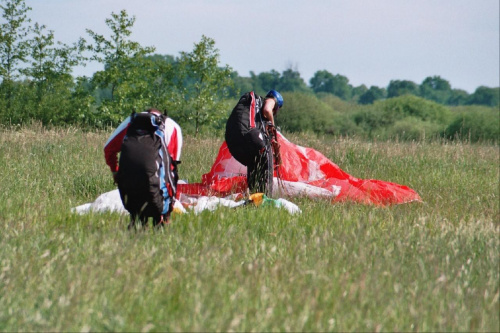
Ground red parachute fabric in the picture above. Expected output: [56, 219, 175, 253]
[178, 133, 422, 205]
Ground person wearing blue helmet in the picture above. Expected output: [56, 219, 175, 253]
[225, 90, 284, 196]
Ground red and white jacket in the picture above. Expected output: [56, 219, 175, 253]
[104, 116, 183, 173]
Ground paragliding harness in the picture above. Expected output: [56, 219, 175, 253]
[261, 121, 283, 196]
[117, 110, 178, 228]
[265, 122, 282, 172]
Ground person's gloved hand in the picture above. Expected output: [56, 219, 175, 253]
[112, 171, 119, 185]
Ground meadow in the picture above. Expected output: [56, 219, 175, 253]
[0, 125, 498, 332]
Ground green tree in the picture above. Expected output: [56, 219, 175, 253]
[351, 84, 368, 101]
[419, 76, 452, 104]
[86, 9, 155, 124]
[332, 73, 351, 100]
[0, 0, 30, 81]
[278, 67, 309, 92]
[310, 70, 335, 94]
[69, 76, 96, 126]
[359, 85, 386, 105]
[141, 54, 178, 110]
[177, 35, 233, 135]
[387, 80, 419, 98]
[227, 70, 253, 98]
[466, 86, 499, 107]
[22, 23, 85, 124]
[0, 0, 31, 116]
[447, 89, 469, 106]
[253, 70, 280, 93]
[310, 70, 351, 100]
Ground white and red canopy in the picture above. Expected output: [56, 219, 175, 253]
[179, 133, 422, 206]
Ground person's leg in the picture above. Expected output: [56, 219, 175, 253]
[119, 189, 142, 230]
[244, 128, 273, 195]
[153, 212, 170, 228]
[226, 127, 273, 195]
[127, 213, 137, 230]
[247, 148, 273, 195]
[247, 156, 258, 193]
[139, 215, 149, 228]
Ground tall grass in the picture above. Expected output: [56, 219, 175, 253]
[0, 125, 498, 332]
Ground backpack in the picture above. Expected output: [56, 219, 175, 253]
[117, 111, 178, 218]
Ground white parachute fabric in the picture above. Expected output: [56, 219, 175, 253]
[73, 190, 301, 216]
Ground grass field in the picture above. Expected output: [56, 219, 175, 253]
[0, 125, 498, 332]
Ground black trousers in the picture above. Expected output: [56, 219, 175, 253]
[118, 187, 166, 226]
[225, 127, 273, 196]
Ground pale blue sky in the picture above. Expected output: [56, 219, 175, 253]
[26, 0, 499, 93]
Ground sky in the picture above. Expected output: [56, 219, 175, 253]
[26, 0, 500, 93]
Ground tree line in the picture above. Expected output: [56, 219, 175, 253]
[1, 0, 498, 142]
[232, 69, 499, 108]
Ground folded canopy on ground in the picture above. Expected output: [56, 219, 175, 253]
[178, 132, 422, 206]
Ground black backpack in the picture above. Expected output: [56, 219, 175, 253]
[117, 111, 178, 217]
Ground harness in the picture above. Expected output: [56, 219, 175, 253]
[123, 111, 178, 215]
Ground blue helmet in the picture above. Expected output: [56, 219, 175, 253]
[266, 90, 284, 109]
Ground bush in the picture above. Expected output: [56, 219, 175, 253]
[316, 93, 358, 114]
[352, 105, 389, 136]
[277, 92, 334, 133]
[351, 96, 454, 140]
[379, 95, 452, 124]
[384, 117, 444, 141]
[324, 112, 361, 136]
[444, 107, 499, 143]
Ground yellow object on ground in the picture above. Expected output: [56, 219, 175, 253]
[248, 193, 265, 206]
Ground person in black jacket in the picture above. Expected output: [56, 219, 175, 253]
[104, 109, 183, 228]
[225, 90, 284, 196]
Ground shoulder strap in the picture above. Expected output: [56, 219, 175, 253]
[154, 128, 177, 209]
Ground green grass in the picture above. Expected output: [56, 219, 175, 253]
[0, 125, 498, 332]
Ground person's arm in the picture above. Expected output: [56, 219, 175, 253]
[164, 118, 183, 162]
[103, 117, 130, 180]
[262, 98, 277, 125]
